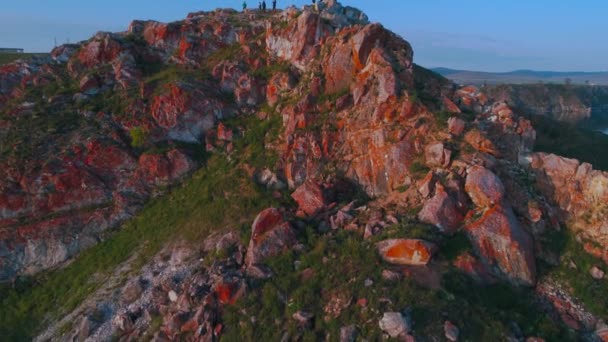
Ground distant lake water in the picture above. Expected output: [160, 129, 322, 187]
[601, 128, 608, 135]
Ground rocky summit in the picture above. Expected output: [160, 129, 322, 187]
[1, 1, 608, 341]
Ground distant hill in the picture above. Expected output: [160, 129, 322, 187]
[0, 52, 48, 66]
[433, 67, 608, 86]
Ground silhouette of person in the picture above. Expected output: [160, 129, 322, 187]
[262, 0, 267, 12]
[242, 1, 247, 10]
[272, 0, 277, 11]
[259, 1, 262, 10]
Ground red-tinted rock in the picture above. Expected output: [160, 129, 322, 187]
[442, 96, 461, 114]
[464, 129, 500, 157]
[291, 180, 327, 216]
[71, 33, 123, 69]
[465, 165, 505, 208]
[151, 84, 191, 128]
[531, 153, 608, 248]
[136, 149, 195, 187]
[425, 142, 452, 168]
[452, 252, 496, 284]
[418, 185, 463, 233]
[377, 239, 437, 266]
[454, 85, 488, 113]
[448, 117, 465, 136]
[466, 205, 536, 286]
[444, 321, 460, 342]
[536, 279, 598, 331]
[245, 208, 296, 267]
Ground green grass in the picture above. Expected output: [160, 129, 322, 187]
[129, 126, 148, 149]
[221, 226, 570, 341]
[547, 231, 608, 322]
[408, 160, 430, 179]
[0, 114, 284, 340]
[250, 61, 291, 80]
[0, 52, 48, 66]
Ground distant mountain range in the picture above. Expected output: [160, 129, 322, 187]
[432, 67, 608, 85]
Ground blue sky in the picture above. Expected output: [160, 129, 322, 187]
[1, 0, 606, 72]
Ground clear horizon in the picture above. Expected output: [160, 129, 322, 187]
[1, 0, 607, 72]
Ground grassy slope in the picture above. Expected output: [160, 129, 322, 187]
[222, 224, 571, 341]
[0, 113, 283, 340]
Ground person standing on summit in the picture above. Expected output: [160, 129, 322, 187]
[272, 0, 277, 11]
[242, 0, 247, 10]
[262, 0, 267, 12]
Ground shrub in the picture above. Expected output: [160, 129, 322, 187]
[129, 126, 148, 148]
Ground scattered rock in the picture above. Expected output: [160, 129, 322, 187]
[464, 129, 500, 156]
[168, 290, 178, 302]
[452, 252, 496, 285]
[418, 185, 463, 233]
[381, 269, 403, 281]
[291, 180, 328, 216]
[292, 310, 314, 326]
[425, 142, 452, 168]
[525, 338, 546, 342]
[113, 313, 133, 332]
[590, 266, 605, 280]
[340, 325, 358, 342]
[121, 279, 144, 304]
[444, 321, 460, 341]
[465, 165, 505, 208]
[417, 171, 436, 198]
[448, 117, 466, 136]
[255, 168, 286, 190]
[379, 311, 412, 338]
[377, 239, 437, 266]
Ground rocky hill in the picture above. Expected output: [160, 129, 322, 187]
[1, 1, 608, 341]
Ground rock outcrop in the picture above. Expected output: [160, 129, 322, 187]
[530, 153, 608, 248]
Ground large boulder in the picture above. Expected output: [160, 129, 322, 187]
[245, 208, 296, 267]
[465, 165, 505, 208]
[377, 239, 437, 266]
[465, 205, 536, 286]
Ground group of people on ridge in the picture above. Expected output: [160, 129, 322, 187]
[242, 0, 276, 11]
[242, 0, 323, 12]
